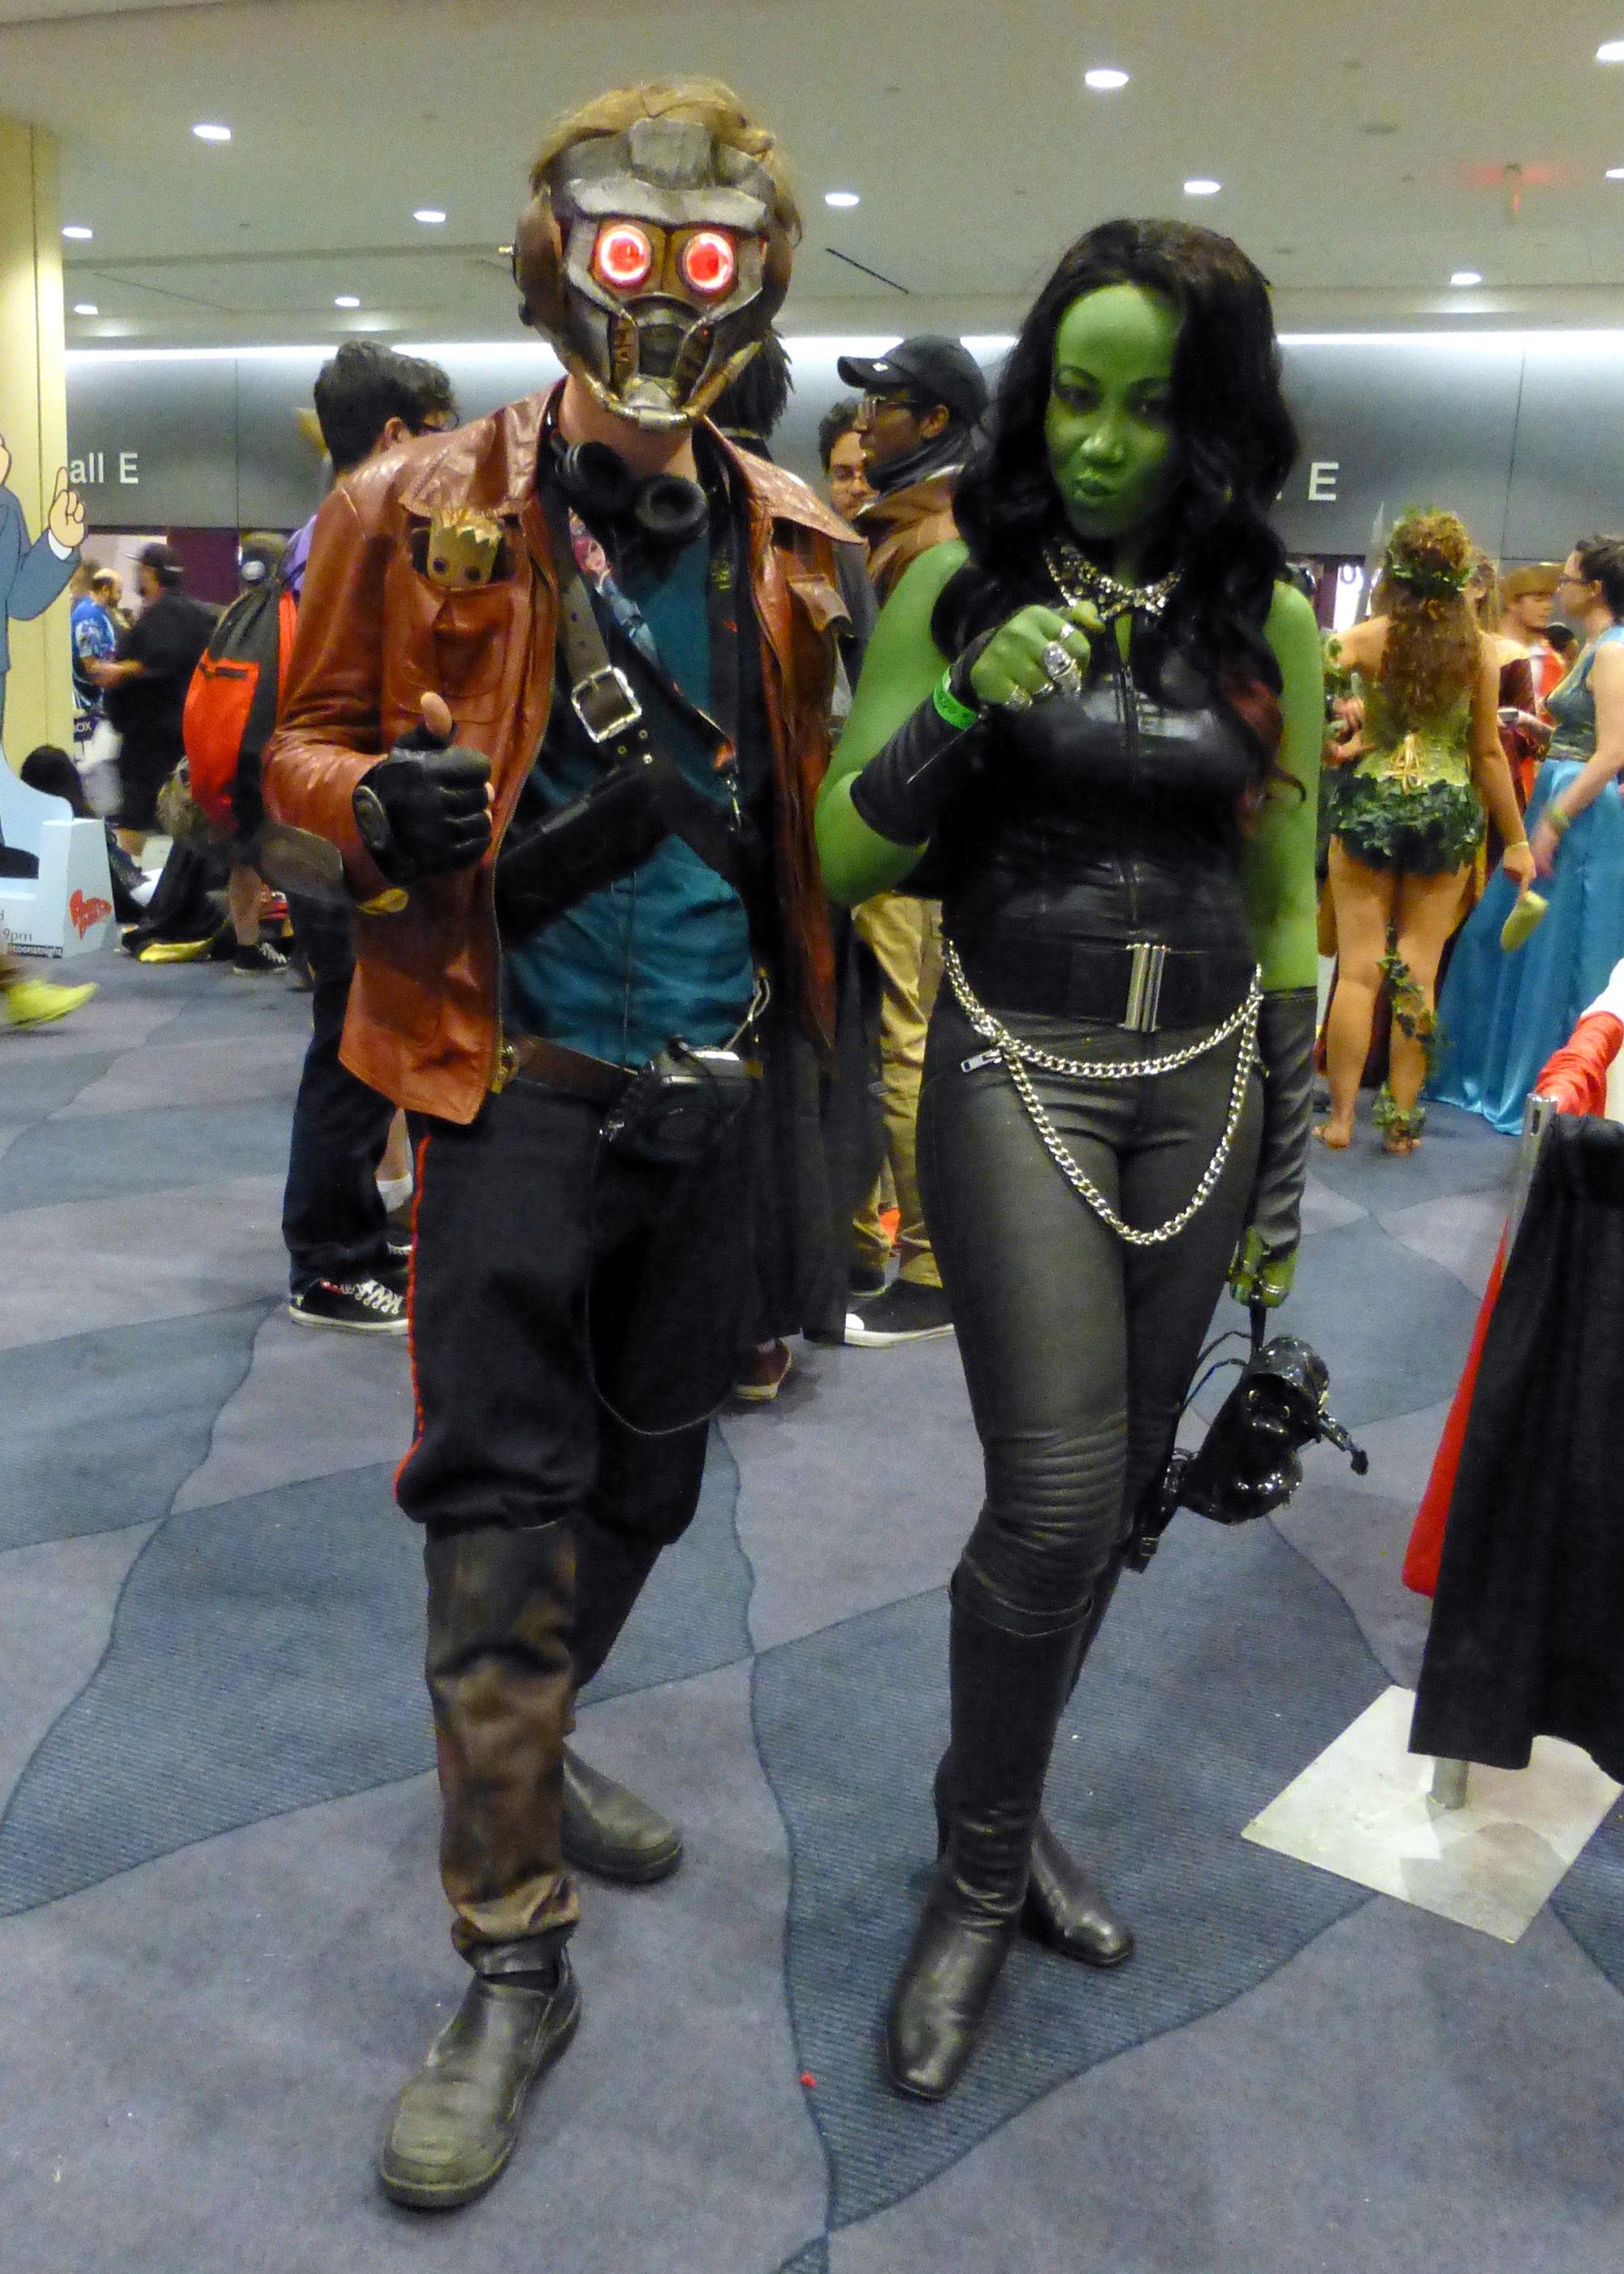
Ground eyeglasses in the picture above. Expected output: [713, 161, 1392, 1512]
[859, 390, 929, 421]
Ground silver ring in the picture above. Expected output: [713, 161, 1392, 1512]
[1030, 675, 1057, 702]
[1002, 685, 1034, 714]
[1040, 640, 1078, 681]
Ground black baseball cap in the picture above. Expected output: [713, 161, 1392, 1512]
[836, 335, 988, 426]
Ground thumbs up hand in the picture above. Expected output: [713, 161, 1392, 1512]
[352, 695, 493, 882]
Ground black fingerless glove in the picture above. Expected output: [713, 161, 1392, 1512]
[352, 735, 493, 884]
[848, 646, 989, 847]
[494, 751, 678, 942]
[1248, 988, 1319, 1263]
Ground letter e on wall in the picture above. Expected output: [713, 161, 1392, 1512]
[1307, 460, 1339, 503]
[119, 451, 140, 485]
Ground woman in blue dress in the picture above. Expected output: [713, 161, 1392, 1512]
[1432, 536, 1624, 1133]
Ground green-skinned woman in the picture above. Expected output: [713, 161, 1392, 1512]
[816, 219, 1324, 2101]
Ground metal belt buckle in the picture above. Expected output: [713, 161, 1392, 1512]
[571, 664, 642, 745]
[1122, 940, 1168, 1033]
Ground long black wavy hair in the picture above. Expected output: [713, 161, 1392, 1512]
[935, 218, 1298, 728]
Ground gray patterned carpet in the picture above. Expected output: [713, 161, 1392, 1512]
[3, 945, 1622, 2272]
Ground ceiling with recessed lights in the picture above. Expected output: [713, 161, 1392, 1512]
[8, 0, 1624, 347]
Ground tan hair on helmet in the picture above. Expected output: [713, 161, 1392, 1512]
[512, 76, 800, 352]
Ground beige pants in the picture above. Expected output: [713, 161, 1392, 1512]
[852, 890, 944, 1288]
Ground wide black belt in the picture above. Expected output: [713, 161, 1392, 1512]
[955, 934, 1255, 1033]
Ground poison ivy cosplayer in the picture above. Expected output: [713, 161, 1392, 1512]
[1319, 510, 1534, 1155]
[816, 219, 1324, 2100]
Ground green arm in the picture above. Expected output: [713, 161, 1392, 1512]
[815, 539, 969, 907]
[1240, 581, 1324, 992]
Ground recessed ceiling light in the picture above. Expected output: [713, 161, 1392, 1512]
[413, 207, 447, 225]
[1450, 269, 1483, 287]
[335, 296, 361, 309]
[1609, 167, 1624, 180]
[1084, 67, 1129, 90]
[1597, 39, 1624, 61]
[192, 123, 231, 143]
[824, 190, 860, 209]
[62, 224, 93, 240]
[73, 303, 98, 316]
[1184, 178, 1221, 197]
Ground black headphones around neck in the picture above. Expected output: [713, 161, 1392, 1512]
[551, 435, 710, 550]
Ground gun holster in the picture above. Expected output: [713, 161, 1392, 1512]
[494, 750, 680, 939]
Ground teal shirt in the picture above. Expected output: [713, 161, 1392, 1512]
[503, 529, 756, 1067]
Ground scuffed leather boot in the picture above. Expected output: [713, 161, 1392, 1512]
[564, 1519, 684, 1882]
[887, 1589, 1082, 2102]
[561, 1744, 683, 1884]
[378, 1943, 581, 2210]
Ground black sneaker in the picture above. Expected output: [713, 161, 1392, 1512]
[287, 1277, 408, 1334]
[844, 1279, 953, 1347]
[849, 1261, 888, 1299]
[231, 940, 290, 976]
[380, 1242, 412, 1295]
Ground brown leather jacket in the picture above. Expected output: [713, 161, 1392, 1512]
[855, 470, 961, 605]
[263, 387, 853, 1125]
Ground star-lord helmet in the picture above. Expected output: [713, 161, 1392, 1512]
[514, 106, 796, 431]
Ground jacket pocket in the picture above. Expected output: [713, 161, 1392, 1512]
[394, 581, 525, 723]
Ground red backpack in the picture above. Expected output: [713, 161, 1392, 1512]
[182, 574, 298, 832]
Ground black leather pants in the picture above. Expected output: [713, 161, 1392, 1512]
[918, 990, 1263, 1638]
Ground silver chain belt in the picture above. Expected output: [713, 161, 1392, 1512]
[943, 938, 1261, 1247]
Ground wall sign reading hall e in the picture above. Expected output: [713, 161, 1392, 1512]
[67, 450, 140, 487]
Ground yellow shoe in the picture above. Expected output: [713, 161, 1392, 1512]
[2, 977, 97, 1030]
[136, 936, 213, 964]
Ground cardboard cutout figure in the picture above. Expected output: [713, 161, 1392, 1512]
[0, 439, 110, 966]
[0, 433, 84, 745]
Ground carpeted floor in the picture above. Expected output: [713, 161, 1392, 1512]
[2, 945, 1622, 2272]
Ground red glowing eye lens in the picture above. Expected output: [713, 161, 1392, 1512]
[680, 229, 736, 296]
[593, 223, 654, 292]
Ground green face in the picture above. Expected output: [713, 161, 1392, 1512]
[1044, 284, 1181, 553]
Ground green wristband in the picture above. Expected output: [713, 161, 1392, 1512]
[932, 668, 981, 733]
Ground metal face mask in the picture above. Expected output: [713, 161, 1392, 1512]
[516, 116, 786, 430]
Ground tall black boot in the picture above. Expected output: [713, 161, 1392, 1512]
[887, 1589, 1083, 2102]
[563, 1518, 683, 1885]
[1023, 1550, 1134, 1966]
[931, 1555, 1134, 1973]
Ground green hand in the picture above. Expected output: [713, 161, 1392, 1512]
[1229, 1226, 1296, 1308]
[967, 600, 1099, 710]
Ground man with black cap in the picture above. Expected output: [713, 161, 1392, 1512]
[836, 334, 987, 605]
[834, 335, 987, 1344]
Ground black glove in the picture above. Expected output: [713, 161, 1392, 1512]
[848, 645, 989, 846]
[494, 750, 679, 941]
[1229, 987, 1318, 1308]
[352, 717, 492, 884]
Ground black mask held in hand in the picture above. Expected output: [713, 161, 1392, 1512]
[1128, 1321, 1367, 1572]
[352, 716, 492, 886]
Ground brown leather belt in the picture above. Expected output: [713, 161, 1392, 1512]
[495, 1034, 632, 1105]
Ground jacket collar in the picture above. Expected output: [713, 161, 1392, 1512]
[397, 383, 854, 547]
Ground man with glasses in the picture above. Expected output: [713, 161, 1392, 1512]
[834, 336, 987, 1344]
